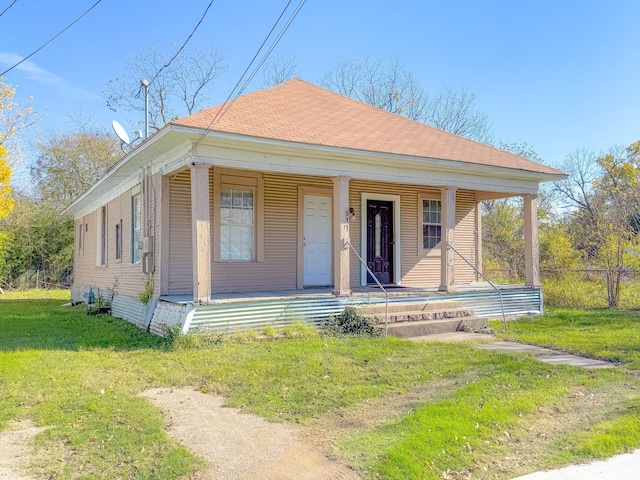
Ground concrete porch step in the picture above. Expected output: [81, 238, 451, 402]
[380, 316, 489, 338]
[358, 300, 464, 316]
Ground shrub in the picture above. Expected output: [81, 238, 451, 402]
[325, 307, 379, 336]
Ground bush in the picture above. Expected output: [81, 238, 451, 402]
[325, 307, 379, 336]
[542, 274, 607, 309]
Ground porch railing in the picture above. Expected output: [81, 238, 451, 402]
[447, 243, 508, 331]
[345, 241, 389, 337]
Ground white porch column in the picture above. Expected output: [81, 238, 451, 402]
[524, 194, 540, 287]
[332, 176, 351, 296]
[190, 164, 211, 302]
[439, 187, 457, 293]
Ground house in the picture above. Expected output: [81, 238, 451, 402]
[63, 79, 566, 335]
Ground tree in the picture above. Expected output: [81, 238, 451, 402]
[0, 144, 13, 218]
[320, 56, 427, 121]
[319, 56, 494, 142]
[261, 54, 300, 87]
[423, 86, 493, 143]
[0, 78, 39, 163]
[0, 194, 73, 288]
[31, 129, 121, 208]
[105, 44, 227, 131]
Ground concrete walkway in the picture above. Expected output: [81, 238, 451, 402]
[477, 341, 615, 369]
[410, 332, 616, 369]
[511, 449, 640, 479]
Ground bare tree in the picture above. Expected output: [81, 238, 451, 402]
[423, 86, 493, 143]
[319, 56, 493, 142]
[261, 54, 300, 87]
[104, 44, 227, 131]
[553, 148, 599, 215]
[319, 56, 427, 121]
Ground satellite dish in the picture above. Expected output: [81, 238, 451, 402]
[111, 120, 130, 145]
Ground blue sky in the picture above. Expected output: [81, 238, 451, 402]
[2, 0, 639, 185]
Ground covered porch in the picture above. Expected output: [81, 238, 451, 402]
[169, 163, 542, 303]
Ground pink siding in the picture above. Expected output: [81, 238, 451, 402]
[73, 173, 161, 298]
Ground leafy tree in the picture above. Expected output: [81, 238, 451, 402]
[0, 195, 73, 288]
[105, 44, 227, 131]
[0, 78, 39, 163]
[0, 144, 13, 218]
[31, 129, 121, 208]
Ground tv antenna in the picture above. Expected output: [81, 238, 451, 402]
[111, 79, 150, 153]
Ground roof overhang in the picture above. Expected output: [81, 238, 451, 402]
[64, 124, 567, 219]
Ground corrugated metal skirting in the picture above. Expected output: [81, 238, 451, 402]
[187, 287, 542, 333]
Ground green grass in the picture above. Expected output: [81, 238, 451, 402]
[2, 290, 640, 479]
[492, 308, 640, 370]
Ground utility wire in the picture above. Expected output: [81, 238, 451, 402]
[193, 0, 307, 148]
[0, 0, 17, 18]
[1, 0, 102, 77]
[146, 0, 216, 89]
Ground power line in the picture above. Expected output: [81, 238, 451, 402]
[1, 1, 102, 77]
[193, 0, 307, 148]
[146, 0, 216, 89]
[0, 0, 17, 18]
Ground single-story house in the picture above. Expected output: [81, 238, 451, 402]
[63, 79, 565, 335]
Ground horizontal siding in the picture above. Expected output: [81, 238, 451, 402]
[73, 173, 162, 300]
[211, 170, 332, 292]
[168, 169, 193, 294]
[349, 181, 477, 288]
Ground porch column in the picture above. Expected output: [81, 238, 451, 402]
[190, 163, 211, 302]
[475, 201, 483, 282]
[159, 175, 170, 296]
[332, 176, 351, 296]
[439, 187, 457, 293]
[523, 194, 540, 287]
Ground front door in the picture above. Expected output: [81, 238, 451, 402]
[367, 200, 393, 284]
[303, 195, 332, 286]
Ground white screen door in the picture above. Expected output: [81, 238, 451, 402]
[303, 195, 332, 286]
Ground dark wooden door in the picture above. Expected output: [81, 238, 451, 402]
[366, 200, 393, 284]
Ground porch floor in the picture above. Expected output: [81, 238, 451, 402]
[159, 283, 530, 306]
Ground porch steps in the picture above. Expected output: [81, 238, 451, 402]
[358, 300, 488, 338]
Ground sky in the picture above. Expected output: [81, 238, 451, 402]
[1, 0, 640, 187]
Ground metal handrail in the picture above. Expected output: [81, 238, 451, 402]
[345, 241, 389, 337]
[447, 242, 508, 331]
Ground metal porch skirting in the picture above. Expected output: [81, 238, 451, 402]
[185, 287, 542, 333]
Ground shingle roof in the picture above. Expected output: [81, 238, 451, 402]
[172, 78, 563, 176]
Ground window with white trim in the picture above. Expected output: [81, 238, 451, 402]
[213, 169, 264, 263]
[131, 190, 142, 264]
[421, 196, 442, 250]
[220, 188, 254, 261]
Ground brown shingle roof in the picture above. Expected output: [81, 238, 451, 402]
[172, 78, 563, 176]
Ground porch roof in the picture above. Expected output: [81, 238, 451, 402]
[172, 79, 564, 178]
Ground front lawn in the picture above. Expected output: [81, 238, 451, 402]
[493, 308, 640, 370]
[1, 291, 640, 479]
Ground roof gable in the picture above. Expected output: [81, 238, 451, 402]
[172, 78, 563, 176]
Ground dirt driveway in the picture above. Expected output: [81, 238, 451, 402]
[140, 387, 362, 480]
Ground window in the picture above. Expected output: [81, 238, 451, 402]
[213, 169, 264, 263]
[131, 191, 143, 263]
[115, 220, 122, 260]
[220, 188, 254, 261]
[96, 206, 107, 265]
[422, 198, 442, 250]
[77, 223, 83, 254]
